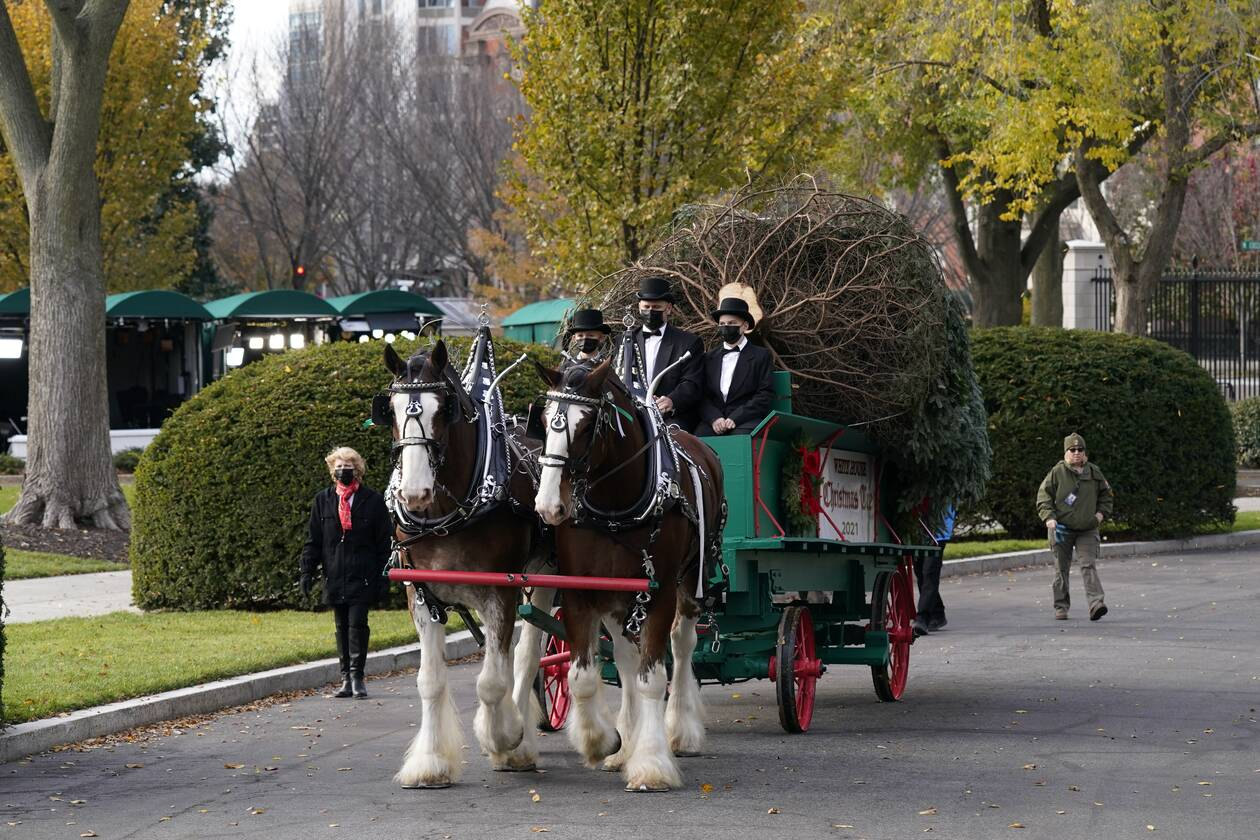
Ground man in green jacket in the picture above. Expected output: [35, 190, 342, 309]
[1036, 433, 1114, 621]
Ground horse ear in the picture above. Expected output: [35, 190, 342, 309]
[586, 358, 612, 390]
[384, 343, 406, 378]
[430, 339, 449, 374]
[533, 358, 561, 388]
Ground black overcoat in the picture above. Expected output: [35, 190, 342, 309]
[634, 324, 704, 430]
[695, 343, 776, 435]
[300, 484, 392, 605]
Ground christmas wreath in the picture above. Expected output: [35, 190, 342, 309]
[782, 435, 824, 537]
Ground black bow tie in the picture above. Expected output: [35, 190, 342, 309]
[642, 329, 662, 338]
[723, 346, 741, 354]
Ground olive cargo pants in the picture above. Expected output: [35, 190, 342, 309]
[1050, 527, 1105, 613]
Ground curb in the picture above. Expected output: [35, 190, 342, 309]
[0, 629, 482, 765]
[941, 528, 1260, 577]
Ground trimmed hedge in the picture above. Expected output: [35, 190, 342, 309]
[1233, 397, 1260, 468]
[113, 448, 144, 473]
[131, 336, 560, 611]
[0, 454, 23, 475]
[969, 328, 1235, 538]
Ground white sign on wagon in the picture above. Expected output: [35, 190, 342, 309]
[817, 449, 876, 542]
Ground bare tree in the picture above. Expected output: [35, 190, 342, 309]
[0, 0, 131, 530]
[211, 16, 522, 298]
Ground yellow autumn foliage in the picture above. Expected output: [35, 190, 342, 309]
[0, 0, 206, 293]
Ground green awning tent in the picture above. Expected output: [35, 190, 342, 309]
[205, 289, 340, 320]
[1, 288, 211, 321]
[501, 298, 575, 346]
[106, 290, 212, 320]
[0, 287, 30, 316]
[327, 289, 442, 333]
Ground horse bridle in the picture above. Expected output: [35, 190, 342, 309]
[538, 389, 606, 475]
[382, 379, 455, 470]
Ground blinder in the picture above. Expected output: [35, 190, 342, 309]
[371, 394, 393, 428]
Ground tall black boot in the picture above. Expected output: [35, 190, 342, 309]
[349, 625, 369, 699]
[334, 622, 353, 698]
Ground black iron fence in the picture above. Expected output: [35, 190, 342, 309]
[1092, 268, 1260, 401]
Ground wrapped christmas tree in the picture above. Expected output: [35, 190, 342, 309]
[588, 178, 991, 526]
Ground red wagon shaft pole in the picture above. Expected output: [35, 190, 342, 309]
[388, 568, 653, 592]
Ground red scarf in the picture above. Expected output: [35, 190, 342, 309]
[335, 479, 360, 531]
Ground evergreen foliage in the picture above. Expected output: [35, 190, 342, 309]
[130, 336, 559, 611]
[1233, 397, 1260, 469]
[969, 328, 1236, 538]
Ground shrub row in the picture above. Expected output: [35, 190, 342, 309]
[968, 328, 1235, 538]
[1234, 397, 1260, 469]
[131, 336, 559, 611]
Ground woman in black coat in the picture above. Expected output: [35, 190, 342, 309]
[300, 446, 392, 699]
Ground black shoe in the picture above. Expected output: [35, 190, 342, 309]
[1089, 604, 1108, 621]
[334, 674, 353, 698]
[911, 617, 929, 637]
[927, 617, 947, 632]
[351, 672, 368, 699]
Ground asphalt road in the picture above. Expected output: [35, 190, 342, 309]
[3, 548, 1257, 840]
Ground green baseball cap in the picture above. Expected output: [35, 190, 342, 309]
[1064, 433, 1087, 451]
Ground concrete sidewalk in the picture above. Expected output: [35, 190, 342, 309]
[3, 569, 138, 623]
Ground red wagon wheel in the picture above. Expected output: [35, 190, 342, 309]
[770, 605, 822, 733]
[534, 609, 571, 731]
[870, 560, 915, 701]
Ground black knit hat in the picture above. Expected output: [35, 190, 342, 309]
[636, 275, 675, 303]
[566, 308, 611, 336]
[710, 297, 756, 329]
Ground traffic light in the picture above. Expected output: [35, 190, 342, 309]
[293, 264, 306, 286]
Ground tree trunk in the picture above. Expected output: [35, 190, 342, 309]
[0, 1, 131, 530]
[969, 200, 1025, 327]
[1112, 263, 1158, 336]
[1030, 221, 1063, 327]
[5, 151, 129, 530]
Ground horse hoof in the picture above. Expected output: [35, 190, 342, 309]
[400, 782, 452, 790]
[600, 757, 624, 773]
[625, 782, 671, 793]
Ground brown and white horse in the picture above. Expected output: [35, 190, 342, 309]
[381, 340, 552, 788]
[533, 359, 724, 791]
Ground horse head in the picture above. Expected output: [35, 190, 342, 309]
[532, 357, 634, 526]
[379, 340, 477, 513]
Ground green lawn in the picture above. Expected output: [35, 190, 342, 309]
[0, 481, 136, 516]
[1, 609, 460, 724]
[5, 549, 124, 579]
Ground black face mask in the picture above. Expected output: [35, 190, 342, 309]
[641, 309, 665, 330]
[578, 337, 601, 355]
[717, 324, 743, 345]
[335, 467, 356, 486]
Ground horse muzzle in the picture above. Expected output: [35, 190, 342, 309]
[397, 485, 435, 513]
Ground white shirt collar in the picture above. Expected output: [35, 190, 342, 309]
[722, 335, 748, 351]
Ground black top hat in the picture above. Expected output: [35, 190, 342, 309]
[566, 308, 611, 336]
[710, 297, 756, 329]
[636, 275, 675, 302]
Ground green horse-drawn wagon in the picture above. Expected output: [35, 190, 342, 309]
[525, 374, 939, 734]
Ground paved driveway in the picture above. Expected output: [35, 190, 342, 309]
[2, 548, 1257, 840]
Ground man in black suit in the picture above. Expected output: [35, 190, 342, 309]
[633, 275, 704, 430]
[696, 297, 775, 437]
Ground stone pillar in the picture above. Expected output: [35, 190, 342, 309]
[1061, 241, 1112, 330]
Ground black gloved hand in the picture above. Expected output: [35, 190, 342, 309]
[300, 573, 313, 596]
